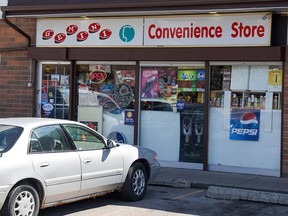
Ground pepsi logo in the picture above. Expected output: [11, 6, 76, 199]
[99, 29, 112, 40]
[89, 23, 101, 33]
[77, 31, 89, 42]
[66, 24, 78, 35]
[42, 29, 54, 40]
[240, 112, 258, 125]
[54, 33, 66, 43]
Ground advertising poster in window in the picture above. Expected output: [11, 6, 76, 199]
[230, 109, 260, 141]
[196, 69, 205, 91]
[115, 70, 135, 87]
[178, 70, 197, 92]
[268, 69, 282, 92]
[179, 104, 204, 163]
[141, 69, 158, 98]
[124, 110, 135, 126]
[158, 67, 177, 100]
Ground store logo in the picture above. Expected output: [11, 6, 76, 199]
[54, 33, 66, 43]
[66, 24, 78, 35]
[89, 23, 101, 33]
[42, 29, 54, 40]
[99, 29, 112, 40]
[77, 31, 89, 42]
[119, 25, 135, 42]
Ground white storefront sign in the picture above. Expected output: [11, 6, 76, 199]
[37, 18, 144, 47]
[36, 13, 271, 47]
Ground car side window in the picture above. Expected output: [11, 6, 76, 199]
[29, 125, 71, 153]
[0, 125, 23, 153]
[63, 125, 105, 151]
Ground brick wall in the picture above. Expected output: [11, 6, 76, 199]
[0, 18, 36, 117]
[283, 47, 288, 177]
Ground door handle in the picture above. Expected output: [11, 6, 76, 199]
[40, 162, 50, 167]
[84, 159, 92, 164]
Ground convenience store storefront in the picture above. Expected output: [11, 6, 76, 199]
[26, 13, 285, 176]
[2, 0, 287, 177]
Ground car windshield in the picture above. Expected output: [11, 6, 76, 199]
[0, 125, 23, 153]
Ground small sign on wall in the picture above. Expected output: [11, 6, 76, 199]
[124, 109, 134, 126]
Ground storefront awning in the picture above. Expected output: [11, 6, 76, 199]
[2, 0, 288, 18]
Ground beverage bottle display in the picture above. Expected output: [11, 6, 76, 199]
[273, 95, 278, 109]
[259, 95, 263, 109]
[261, 96, 266, 109]
[247, 97, 251, 108]
[254, 96, 258, 108]
[232, 94, 238, 107]
[250, 95, 254, 107]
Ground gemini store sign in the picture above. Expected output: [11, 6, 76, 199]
[36, 13, 271, 47]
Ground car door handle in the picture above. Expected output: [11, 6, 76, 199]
[84, 159, 92, 164]
[40, 162, 50, 167]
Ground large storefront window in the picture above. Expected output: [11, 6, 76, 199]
[76, 62, 136, 144]
[39, 62, 71, 119]
[209, 62, 282, 176]
[139, 62, 205, 168]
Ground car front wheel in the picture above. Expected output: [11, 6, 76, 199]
[1, 184, 40, 216]
[121, 163, 148, 201]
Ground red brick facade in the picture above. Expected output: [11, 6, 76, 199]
[0, 18, 36, 117]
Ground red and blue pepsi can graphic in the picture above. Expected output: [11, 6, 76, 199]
[230, 109, 260, 141]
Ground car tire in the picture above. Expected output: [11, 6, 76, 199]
[121, 163, 148, 201]
[1, 184, 40, 216]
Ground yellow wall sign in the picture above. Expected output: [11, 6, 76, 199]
[268, 69, 282, 92]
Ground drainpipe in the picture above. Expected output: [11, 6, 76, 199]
[0, 10, 31, 52]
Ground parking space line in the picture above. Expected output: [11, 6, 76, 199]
[171, 189, 205, 200]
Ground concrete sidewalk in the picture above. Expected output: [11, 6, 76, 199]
[151, 167, 288, 205]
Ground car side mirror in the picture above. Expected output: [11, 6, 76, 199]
[107, 139, 117, 148]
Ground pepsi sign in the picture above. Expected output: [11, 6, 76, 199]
[230, 109, 260, 141]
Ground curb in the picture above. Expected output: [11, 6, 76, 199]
[206, 186, 288, 206]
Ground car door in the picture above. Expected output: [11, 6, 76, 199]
[63, 124, 123, 196]
[29, 125, 81, 203]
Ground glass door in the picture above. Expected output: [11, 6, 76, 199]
[139, 62, 206, 168]
[36, 62, 71, 119]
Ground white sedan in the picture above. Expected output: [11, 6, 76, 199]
[0, 118, 160, 216]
